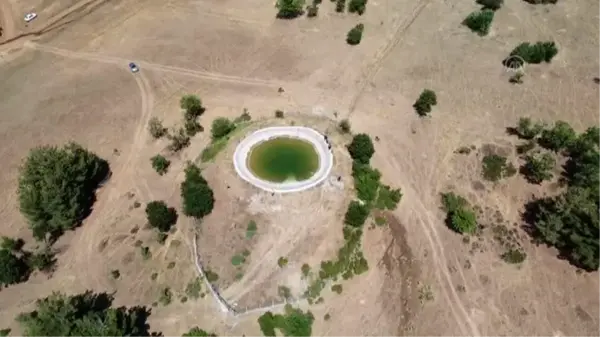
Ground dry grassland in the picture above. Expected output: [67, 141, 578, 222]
[0, 0, 598, 335]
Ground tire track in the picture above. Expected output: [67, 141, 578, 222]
[24, 41, 287, 87]
[347, 0, 430, 116]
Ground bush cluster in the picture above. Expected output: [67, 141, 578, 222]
[150, 154, 170, 175]
[481, 154, 516, 182]
[181, 163, 215, 219]
[18, 143, 110, 242]
[258, 305, 314, 337]
[440, 192, 477, 234]
[522, 151, 555, 184]
[413, 89, 437, 116]
[348, 0, 367, 14]
[276, 0, 305, 19]
[504, 41, 558, 67]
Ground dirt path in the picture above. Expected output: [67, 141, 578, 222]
[24, 41, 289, 87]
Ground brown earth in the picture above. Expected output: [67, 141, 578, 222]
[0, 0, 598, 336]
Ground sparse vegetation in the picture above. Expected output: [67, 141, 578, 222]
[181, 163, 215, 219]
[278, 285, 292, 300]
[509, 71, 524, 84]
[463, 10, 494, 36]
[26, 246, 57, 274]
[231, 254, 246, 266]
[185, 278, 203, 299]
[306, 4, 319, 18]
[18, 143, 110, 242]
[158, 287, 172, 306]
[166, 127, 191, 152]
[145, 201, 177, 232]
[336, 0, 346, 13]
[182, 327, 217, 336]
[150, 154, 170, 175]
[515, 117, 545, 140]
[140, 246, 151, 260]
[413, 89, 437, 116]
[522, 151, 555, 184]
[418, 284, 434, 303]
[301, 263, 311, 277]
[346, 23, 364, 45]
[1, 236, 24, 251]
[148, 117, 167, 139]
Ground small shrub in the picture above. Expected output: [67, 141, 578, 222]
[374, 216, 386, 226]
[456, 146, 471, 155]
[140, 246, 151, 260]
[509, 72, 524, 84]
[180, 94, 205, 120]
[477, 0, 503, 10]
[26, 247, 56, 273]
[523, 0, 557, 4]
[278, 256, 289, 268]
[347, 133, 375, 164]
[516, 140, 536, 154]
[145, 201, 177, 232]
[463, 10, 494, 36]
[346, 23, 364, 45]
[234, 108, 252, 123]
[275, 110, 285, 118]
[482, 154, 513, 182]
[111, 269, 120, 279]
[150, 155, 170, 175]
[522, 151, 555, 184]
[134, 239, 143, 247]
[348, 0, 367, 14]
[185, 278, 203, 299]
[413, 89, 437, 116]
[344, 200, 370, 228]
[515, 117, 545, 140]
[205, 269, 219, 283]
[418, 284, 434, 303]
[151, 272, 158, 280]
[324, 313, 331, 320]
[156, 232, 167, 244]
[335, 0, 346, 12]
[301, 263, 311, 277]
[231, 255, 246, 266]
[184, 119, 203, 137]
[338, 119, 351, 133]
[276, 0, 306, 19]
[180, 296, 188, 303]
[306, 4, 318, 17]
[182, 327, 217, 336]
[167, 127, 191, 152]
[167, 261, 176, 269]
[148, 117, 167, 139]
[0, 329, 10, 336]
[159, 287, 172, 306]
[450, 208, 477, 234]
[211, 117, 235, 140]
[501, 249, 527, 264]
[331, 284, 343, 294]
[246, 220, 258, 238]
[278, 285, 292, 300]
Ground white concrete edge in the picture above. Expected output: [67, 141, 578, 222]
[233, 126, 334, 193]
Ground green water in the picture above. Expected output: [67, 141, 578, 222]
[247, 137, 319, 183]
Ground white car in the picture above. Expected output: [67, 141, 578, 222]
[24, 12, 37, 23]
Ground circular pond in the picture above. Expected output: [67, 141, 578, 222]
[233, 126, 333, 193]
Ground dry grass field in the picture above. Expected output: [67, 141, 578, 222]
[0, 0, 598, 336]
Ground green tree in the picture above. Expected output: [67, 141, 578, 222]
[347, 133, 375, 164]
[515, 117, 544, 140]
[463, 10, 494, 36]
[257, 306, 314, 337]
[413, 89, 437, 116]
[180, 95, 205, 120]
[18, 143, 110, 242]
[16, 291, 155, 336]
[539, 120, 576, 152]
[522, 151, 555, 184]
[0, 249, 29, 286]
[150, 155, 170, 175]
[346, 23, 364, 45]
[145, 201, 177, 232]
[351, 161, 381, 203]
[181, 164, 215, 219]
[276, 0, 305, 19]
[344, 201, 370, 228]
[210, 117, 235, 140]
[476, 0, 503, 10]
[450, 208, 477, 234]
[504, 41, 558, 66]
[348, 0, 367, 14]
[182, 327, 217, 336]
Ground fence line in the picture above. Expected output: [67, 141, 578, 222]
[191, 235, 308, 318]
